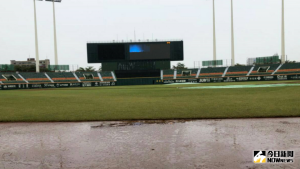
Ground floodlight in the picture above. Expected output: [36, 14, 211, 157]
[44, 0, 62, 65]
[33, 0, 43, 72]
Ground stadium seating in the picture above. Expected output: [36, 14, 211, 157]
[276, 63, 300, 74]
[19, 72, 51, 83]
[100, 71, 115, 81]
[0, 72, 25, 84]
[176, 69, 198, 79]
[199, 67, 227, 77]
[225, 66, 252, 77]
[249, 64, 280, 76]
[162, 70, 175, 79]
[75, 72, 100, 81]
[46, 72, 78, 82]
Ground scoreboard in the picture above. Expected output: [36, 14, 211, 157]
[87, 41, 184, 63]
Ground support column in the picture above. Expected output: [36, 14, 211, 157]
[213, 0, 217, 62]
[33, 0, 40, 72]
[231, 0, 235, 66]
[281, 0, 286, 63]
[53, 1, 58, 65]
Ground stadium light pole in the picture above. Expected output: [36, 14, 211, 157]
[46, 0, 62, 66]
[231, 0, 235, 66]
[281, 0, 286, 63]
[212, 0, 217, 63]
[33, 0, 42, 73]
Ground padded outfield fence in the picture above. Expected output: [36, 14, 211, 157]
[1, 74, 300, 90]
[1, 63, 300, 90]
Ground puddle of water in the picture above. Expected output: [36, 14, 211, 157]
[91, 120, 189, 128]
[179, 83, 300, 89]
[0, 118, 300, 169]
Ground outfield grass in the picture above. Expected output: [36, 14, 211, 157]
[1, 80, 300, 122]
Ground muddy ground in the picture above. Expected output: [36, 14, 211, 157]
[0, 118, 299, 169]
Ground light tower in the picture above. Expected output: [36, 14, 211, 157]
[212, 0, 217, 62]
[281, 0, 286, 63]
[33, 0, 42, 72]
[46, 0, 62, 66]
[231, 0, 235, 66]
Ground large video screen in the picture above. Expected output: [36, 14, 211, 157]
[129, 44, 170, 60]
[87, 41, 183, 63]
[98, 44, 125, 60]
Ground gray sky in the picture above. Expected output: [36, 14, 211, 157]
[0, 0, 300, 69]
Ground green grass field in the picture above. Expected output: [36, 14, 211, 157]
[1, 80, 300, 122]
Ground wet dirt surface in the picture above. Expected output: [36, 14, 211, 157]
[0, 118, 299, 169]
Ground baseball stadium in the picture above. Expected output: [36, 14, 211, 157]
[1, 40, 300, 121]
[1, 0, 300, 168]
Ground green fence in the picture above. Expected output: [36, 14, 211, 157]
[117, 78, 160, 85]
[0, 65, 14, 71]
[48, 65, 70, 71]
[255, 56, 280, 65]
[202, 60, 223, 67]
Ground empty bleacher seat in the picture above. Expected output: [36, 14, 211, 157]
[100, 71, 115, 81]
[176, 69, 198, 79]
[19, 72, 51, 83]
[162, 70, 175, 79]
[225, 66, 252, 77]
[46, 72, 78, 82]
[199, 67, 227, 77]
[276, 63, 300, 74]
[249, 64, 280, 76]
[75, 72, 100, 81]
[0, 72, 25, 84]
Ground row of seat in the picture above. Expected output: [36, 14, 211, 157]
[1, 63, 300, 83]
[176, 69, 198, 79]
[19, 72, 51, 83]
[0, 72, 25, 84]
[75, 72, 100, 82]
[100, 71, 115, 81]
[0, 71, 116, 84]
[46, 72, 78, 82]
[276, 63, 300, 74]
[162, 63, 300, 79]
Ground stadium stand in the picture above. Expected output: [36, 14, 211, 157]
[1, 62, 300, 88]
[100, 71, 115, 81]
[199, 67, 227, 77]
[249, 64, 280, 76]
[176, 69, 198, 79]
[276, 63, 300, 74]
[75, 72, 101, 82]
[46, 72, 78, 82]
[0, 72, 25, 84]
[19, 72, 51, 83]
[225, 66, 253, 77]
[162, 69, 175, 79]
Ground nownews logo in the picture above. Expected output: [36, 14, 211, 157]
[254, 151, 294, 164]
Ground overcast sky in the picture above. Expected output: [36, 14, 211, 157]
[0, 0, 300, 69]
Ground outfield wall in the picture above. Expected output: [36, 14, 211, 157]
[117, 78, 160, 85]
[1, 74, 300, 90]
[0, 82, 116, 90]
